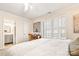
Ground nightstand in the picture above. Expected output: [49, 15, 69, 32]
[28, 34, 41, 41]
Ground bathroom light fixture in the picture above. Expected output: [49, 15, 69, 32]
[4, 23, 14, 27]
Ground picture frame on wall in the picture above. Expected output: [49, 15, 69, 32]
[33, 22, 41, 33]
[73, 15, 79, 33]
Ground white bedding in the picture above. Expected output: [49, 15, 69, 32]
[0, 38, 71, 56]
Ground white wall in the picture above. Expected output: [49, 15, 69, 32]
[0, 10, 32, 48]
[32, 5, 79, 40]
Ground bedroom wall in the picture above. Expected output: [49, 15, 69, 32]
[0, 10, 32, 48]
[32, 5, 79, 40]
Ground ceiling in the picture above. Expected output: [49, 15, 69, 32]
[0, 3, 76, 19]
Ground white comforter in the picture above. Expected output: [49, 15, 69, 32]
[1, 38, 71, 56]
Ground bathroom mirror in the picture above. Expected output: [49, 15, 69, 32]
[4, 25, 11, 33]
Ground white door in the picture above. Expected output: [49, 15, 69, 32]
[23, 21, 29, 41]
[0, 17, 3, 49]
[16, 19, 24, 43]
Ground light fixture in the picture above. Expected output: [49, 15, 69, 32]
[24, 1, 33, 12]
[24, 2, 29, 11]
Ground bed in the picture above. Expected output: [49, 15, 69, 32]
[0, 38, 71, 56]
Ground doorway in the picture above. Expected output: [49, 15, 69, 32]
[3, 20, 16, 48]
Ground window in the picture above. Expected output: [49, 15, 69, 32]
[43, 16, 67, 39]
[43, 20, 52, 38]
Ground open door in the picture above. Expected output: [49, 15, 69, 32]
[0, 18, 4, 49]
[3, 19, 16, 48]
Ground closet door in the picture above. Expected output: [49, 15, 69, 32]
[23, 21, 29, 41]
[0, 17, 3, 49]
[16, 19, 24, 43]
